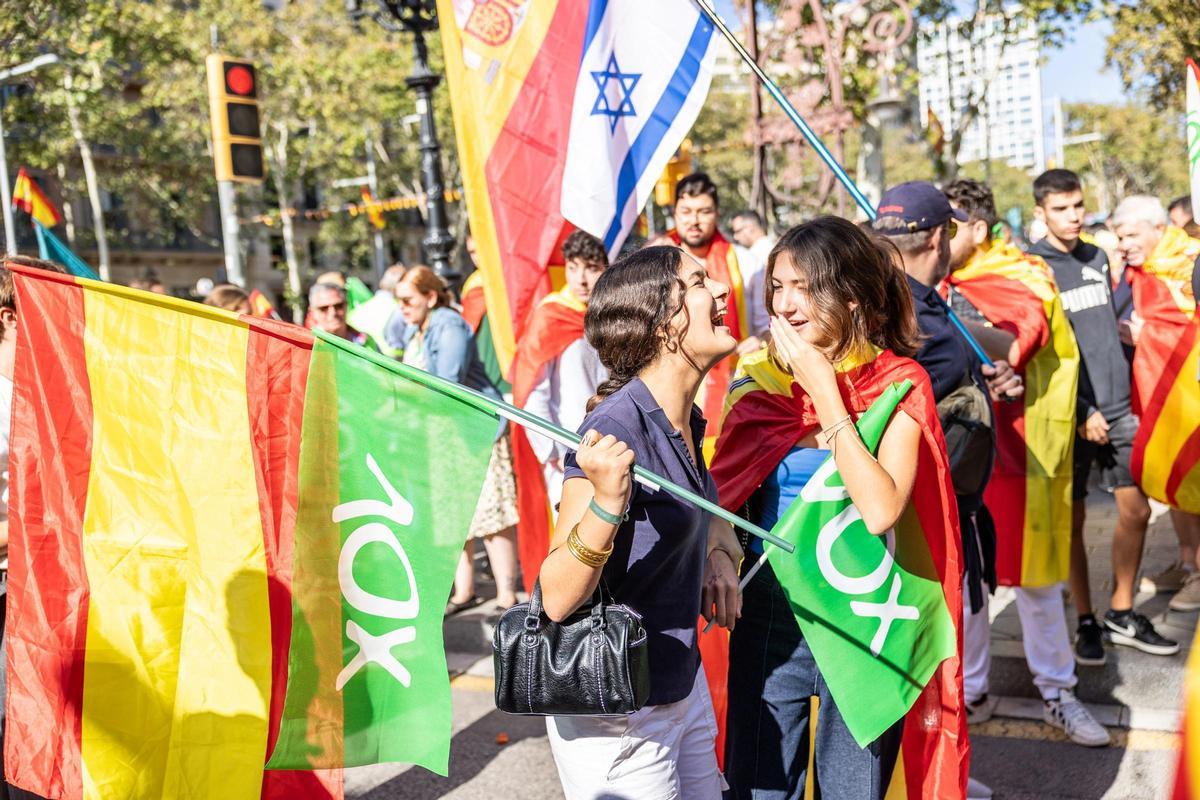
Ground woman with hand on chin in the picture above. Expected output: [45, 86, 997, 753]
[711, 217, 966, 800]
[538, 246, 745, 800]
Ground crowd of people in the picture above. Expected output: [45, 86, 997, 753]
[0, 164, 1194, 800]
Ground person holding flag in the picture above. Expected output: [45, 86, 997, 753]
[509, 231, 608, 594]
[712, 217, 966, 799]
[538, 245, 742, 799]
[940, 179, 1115, 746]
[669, 173, 761, 453]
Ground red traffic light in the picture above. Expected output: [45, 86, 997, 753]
[225, 64, 256, 97]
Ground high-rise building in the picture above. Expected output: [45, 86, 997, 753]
[917, 16, 1045, 171]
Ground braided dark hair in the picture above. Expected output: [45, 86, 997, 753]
[584, 246, 688, 411]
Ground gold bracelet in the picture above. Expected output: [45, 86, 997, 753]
[566, 524, 613, 568]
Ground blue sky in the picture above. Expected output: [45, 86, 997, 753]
[712, 2, 1126, 103]
[1043, 19, 1124, 103]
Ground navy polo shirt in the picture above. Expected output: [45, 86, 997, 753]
[563, 377, 714, 707]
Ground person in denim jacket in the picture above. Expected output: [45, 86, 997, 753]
[392, 267, 519, 610]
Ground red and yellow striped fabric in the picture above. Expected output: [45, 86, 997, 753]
[946, 242, 1080, 587]
[12, 168, 61, 228]
[436, 0, 587, 374]
[1175, 626, 1200, 798]
[1129, 226, 1200, 513]
[711, 348, 968, 800]
[6, 266, 340, 800]
[508, 288, 587, 594]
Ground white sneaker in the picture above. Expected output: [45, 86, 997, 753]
[967, 776, 994, 799]
[966, 694, 998, 724]
[1043, 690, 1111, 747]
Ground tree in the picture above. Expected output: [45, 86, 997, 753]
[1106, 0, 1200, 112]
[1062, 102, 1189, 213]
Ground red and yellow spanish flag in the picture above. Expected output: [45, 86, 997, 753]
[667, 229, 748, 453]
[711, 349, 968, 800]
[12, 167, 61, 227]
[1175, 626, 1200, 798]
[437, 0, 587, 374]
[945, 241, 1080, 588]
[5, 265, 347, 800]
[1129, 226, 1200, 513]
[508, 288, 587, 594]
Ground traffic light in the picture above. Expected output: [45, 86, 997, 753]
[654, 139, 693, 207]
[206, 54, 265, 183]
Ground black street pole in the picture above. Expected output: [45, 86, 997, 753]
[405, 29, 457, 283]
[347, 0, 458, 284]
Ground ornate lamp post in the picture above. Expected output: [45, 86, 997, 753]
[346, 0, 458, 283]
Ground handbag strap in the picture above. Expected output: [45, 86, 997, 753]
[526, 578, 610, 631]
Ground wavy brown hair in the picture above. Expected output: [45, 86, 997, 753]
[584, 246, 692, 411]
[766, 216, 920, 360]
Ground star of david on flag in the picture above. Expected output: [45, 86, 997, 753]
[561, 0, 718, 258]
[590, 53, 641, 132]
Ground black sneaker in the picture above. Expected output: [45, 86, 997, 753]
[1103, 609, 1180, 656]
[1074, 618, 1107, 666]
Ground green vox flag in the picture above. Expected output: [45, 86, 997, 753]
[765, 380, 957, 747]
[267, 332, 496, 775]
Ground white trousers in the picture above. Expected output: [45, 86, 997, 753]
[545, 666, 726, 800]
[962, 579, 1077, 702]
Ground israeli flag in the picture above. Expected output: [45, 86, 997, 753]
[560, 0, 718, 258]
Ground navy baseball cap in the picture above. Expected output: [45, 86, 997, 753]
[876, 181, 968, 233]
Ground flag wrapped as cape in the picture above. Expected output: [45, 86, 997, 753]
[6, 265, 497, 798]
[508, 288, 587, 594]
[1128, 227, 1200, 513]
[12, 167, 61, 227]
[946, 241, 1080, 587]
[711, 349, 967, 800]
[560, 0, 717, 258]
[669, 229, 747, 453]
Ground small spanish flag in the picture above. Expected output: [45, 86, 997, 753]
[359, 186, 385, 230]
[12, 167, 61, 227]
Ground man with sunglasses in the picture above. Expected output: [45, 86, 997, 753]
[308, 282, 375, 349]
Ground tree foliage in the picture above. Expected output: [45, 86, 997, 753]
[1106, 0, 1200, 112]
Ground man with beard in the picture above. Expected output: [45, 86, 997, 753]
[669, 173, 761, 453]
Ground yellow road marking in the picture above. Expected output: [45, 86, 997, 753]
[971, 719, 1179, 751]
[451, 674, 496, 693]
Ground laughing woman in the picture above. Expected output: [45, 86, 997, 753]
[710, 217, 967, 800]
[538, 245, 745, 800]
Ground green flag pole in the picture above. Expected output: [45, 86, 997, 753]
[313, 330, 794, 553]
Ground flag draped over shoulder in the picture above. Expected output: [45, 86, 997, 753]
[946, 242, 1080, 588]
[508, 289, 587, 594]
[12, 168, 61, 227]
[711, 349, 967, 800]
[6, 266, 497, 798]
[560, 0, 718, 258]
[669, 230, 747, 453]
[437, 0, 588, 374]
[1128, 227, 1200, 513]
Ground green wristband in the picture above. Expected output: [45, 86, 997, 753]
[589, 498, 628, 525]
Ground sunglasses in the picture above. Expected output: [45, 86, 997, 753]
[312, 302, 346, 314]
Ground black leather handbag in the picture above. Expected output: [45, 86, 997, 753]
[493, 578, 651, 716]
